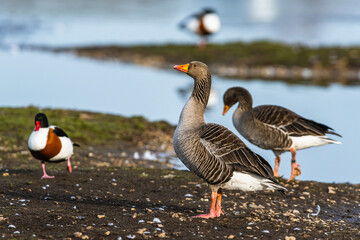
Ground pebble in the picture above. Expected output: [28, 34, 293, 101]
[153, 218, 161, 223]
[105, 231, 111, 235]
[328, 186, 337, 194]
[126, 235, 135, 239]
[163, 174, 175, 179]
[137, 228, 147, 234]
[262, 230, 270, 233]
[285, 236, 296, 240]
[293, 210, 300, 215]
[158, 232, 166, 237]
[8, 225, 16, 228]
[97, 215, 105, 219]
[3, 173, 9, 176]
[73, 232, 82, 238]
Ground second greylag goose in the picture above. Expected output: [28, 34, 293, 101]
[222, 87, 341, 181]
[28, 113, 80, 179]
[173, 61, 286, 219]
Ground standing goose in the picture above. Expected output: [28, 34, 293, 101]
[179, 8, 221, 48]
[222, 87, 341, 181]
[28, 113, 80, 179]
[173, 61, 286, 219]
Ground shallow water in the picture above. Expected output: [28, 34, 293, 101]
[1, 0, 360, 46]
[1, 0, 360, 183]
[1, 50, 359, 183]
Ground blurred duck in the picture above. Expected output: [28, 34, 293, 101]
[179, 8, 221, 48]
[28, 113, 80, 179]
[173, 61, 286, 218]
[222, 87, 341, 181]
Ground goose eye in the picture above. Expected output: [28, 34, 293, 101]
[193, 64, 197, 68]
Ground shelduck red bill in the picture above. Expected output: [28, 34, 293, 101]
[174, 64, 189, 73]
[222, 105, 230, 116]
[35, 121, 41, 131]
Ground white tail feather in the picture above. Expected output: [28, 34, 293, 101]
[291, 135, 341, 150]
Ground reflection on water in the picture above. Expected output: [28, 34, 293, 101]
[1, 0, 360, 183]
[1, 0, 360, 46]
[1, 50, 359, 183]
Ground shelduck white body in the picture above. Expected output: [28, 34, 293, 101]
[28, 113, 79, 179]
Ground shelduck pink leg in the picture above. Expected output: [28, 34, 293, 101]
[67, 157, 72, 173]
[41, 162, 54, 179]
[288, 147, 301, 181]
[192, 192, 218, 219]
[274, 155, 281, 177]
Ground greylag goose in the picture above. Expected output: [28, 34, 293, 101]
[179, 8, 221, 48]
[173, 61, 286, 218]
[222, 87, 341, 181]
[28, 113, 80, 179]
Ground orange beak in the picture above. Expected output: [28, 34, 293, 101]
[173, 64, 189, 73]
[222, 105, 230, 116]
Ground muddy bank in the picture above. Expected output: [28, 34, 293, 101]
[1, 167, 360, 239]
[1, 107, 360, 239]
[31, 41, 360, 85]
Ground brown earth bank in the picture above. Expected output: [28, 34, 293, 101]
[26, 41, 360, 85]
[1, 166, 360, 239]
[1, 107, 360, 239]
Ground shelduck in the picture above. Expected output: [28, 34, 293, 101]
[28, 113, 79, 179]
[179, 8, 221, 48]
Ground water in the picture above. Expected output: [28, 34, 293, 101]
[1, 50, 359, 183]
[1, 0, 360, 46]
[1, 0, 360, 183]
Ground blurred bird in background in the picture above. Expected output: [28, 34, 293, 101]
[179, 8, 221, 48]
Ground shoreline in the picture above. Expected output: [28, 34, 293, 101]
[24, 41, 360, 85]
[1, 107, 359, 238]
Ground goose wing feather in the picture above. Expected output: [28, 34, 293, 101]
[252, 105, 340, 137]
[200, 123, 274, 179]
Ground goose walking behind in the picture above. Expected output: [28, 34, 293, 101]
[173, 61, 286, 218]
[179, 8, 221, 48]
[28, 113, 80, 179]
[222, 87, 341, 181]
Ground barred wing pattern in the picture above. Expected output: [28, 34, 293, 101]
[252, 105, 340, 137]
[200, 123, 275, 180]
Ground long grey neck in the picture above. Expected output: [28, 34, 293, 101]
[233, 101, 252, 125]
[177, 74, 211, 129]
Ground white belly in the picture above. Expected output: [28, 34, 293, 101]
[223, 172, 279, 192]
[50, 137, 74, 160]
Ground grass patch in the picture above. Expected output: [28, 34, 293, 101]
[67, 41, 360, 68]
[0, 106, 174, 147]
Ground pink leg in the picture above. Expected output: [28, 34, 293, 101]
[215, 190, 224, 217]
[288, 148, 301, 181]
[192, 192, 218, 219]
[67, 157, 72, 173]
[41, 162, 54, 179]
[274, 155, 281, 177]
